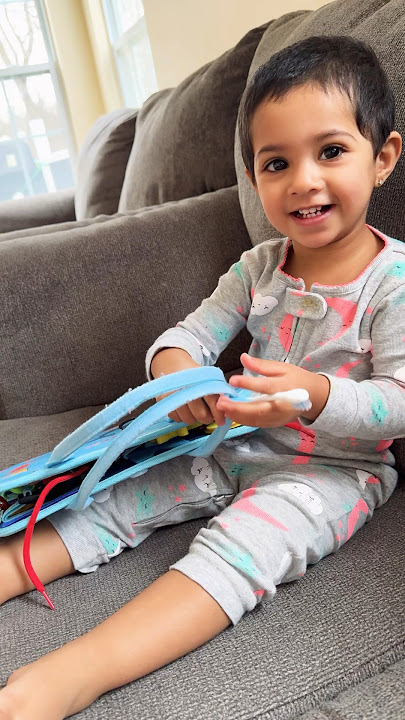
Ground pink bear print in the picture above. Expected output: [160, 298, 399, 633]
[335, 359, 364, 378]
[320, 298, 357, 344]
[355, 469, 380, 489]
[346, 498, 369, 540]
[232, 482, 289, 531]
[375, 439, 393, 452]
[286, 421, 316, 464]
[278, 313, 294, 353]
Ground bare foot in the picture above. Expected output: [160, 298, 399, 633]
[0, 649, 99, 720]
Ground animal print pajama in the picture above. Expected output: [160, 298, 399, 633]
[49, 228, 405, 624]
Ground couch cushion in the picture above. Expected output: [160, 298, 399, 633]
[0, 187, 251, 419]
[0, 406, 103, 471]
[75, 109, 138, 220]
[235, 0, 405, 246]
[118, 23, 270, 212]
[0, 189, 75, 235]
[300, 659, 405, 720]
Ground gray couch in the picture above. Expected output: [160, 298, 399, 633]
[1, 1, 404, 718]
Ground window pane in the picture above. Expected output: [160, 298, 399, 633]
[0, 0, 48, 69]
[117, 22, 157, 107]
[112, 0, 144, 36]
[0, 72, 73, 199]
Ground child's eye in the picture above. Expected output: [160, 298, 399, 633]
[265, 158, 288, 172]
[320, 145, 344, 160]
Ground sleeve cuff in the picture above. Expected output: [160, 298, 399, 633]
[145, 328, 204, 380]
[299, 373, 358, 437]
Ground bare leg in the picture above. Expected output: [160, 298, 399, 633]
[0, 519, 75, 605]
[0, 569, 231, 720]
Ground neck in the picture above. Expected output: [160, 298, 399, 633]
[287, 225, 384, 288]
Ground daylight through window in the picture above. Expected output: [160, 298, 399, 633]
[0, 0, 74, 200]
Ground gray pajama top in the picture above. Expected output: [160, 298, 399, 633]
[146, 228, 405, 480]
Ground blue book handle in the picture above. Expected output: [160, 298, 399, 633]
[49, 367, 244, 512]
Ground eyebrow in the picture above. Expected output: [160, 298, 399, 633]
[256, 130, 357, 157]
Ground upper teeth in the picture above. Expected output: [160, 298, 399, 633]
[298, 206, 323, 215]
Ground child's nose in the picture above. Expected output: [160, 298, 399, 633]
[289, 161, 324, 195]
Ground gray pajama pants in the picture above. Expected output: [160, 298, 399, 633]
[49, 430, 397, 625]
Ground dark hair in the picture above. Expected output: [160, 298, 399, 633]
[238, 35, 395, 183]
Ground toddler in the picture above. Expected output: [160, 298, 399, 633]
[0, 35, 404, 720]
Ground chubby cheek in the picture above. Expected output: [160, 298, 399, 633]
[337, 182, 373, 217]
[259, 189, 288, 228]
[333, 164, 376, 212]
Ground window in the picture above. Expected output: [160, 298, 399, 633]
[0, 0, 74, 201]
[102, 0, 158, 108]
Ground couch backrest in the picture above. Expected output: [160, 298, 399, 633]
[117, 22, 270, 212]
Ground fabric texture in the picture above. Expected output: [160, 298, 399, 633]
[74, 109, 138, 220]
[49, 445, 390, 625]
[147, 231, 405, 479]
[300, 659, 405, 719]
[1, 486, 404, 718]
[235, 0, 405, 247]
[0, 406, 103, 472]
[0, 186, 251, 419]
[0, 189, 75, 235]
[118, 23, 269, 212]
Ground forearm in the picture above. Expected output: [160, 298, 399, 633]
[150, 347, 200, 378]
[56, 570, 230, 709]
[299, 373, 330, 422]
[302, 375, 405, 438]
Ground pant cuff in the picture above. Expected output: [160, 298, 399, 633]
[170, 543, 259, 625]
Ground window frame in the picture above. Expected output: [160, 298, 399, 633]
[0, 0, 75, 196]
[102, 0, 157, 108]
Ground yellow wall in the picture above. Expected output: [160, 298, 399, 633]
[144, 0, 334, 89]
[45, 0, 334, 150]
[43, 0, 106, 150]
[81, 0, 122, 113]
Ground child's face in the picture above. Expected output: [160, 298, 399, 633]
[249, 84, 380, 250]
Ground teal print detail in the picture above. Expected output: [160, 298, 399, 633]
[342, 501, 353, 513]
[392, 289, 405, 306]
[218, 542, 259, 579]
[211, 322, 231, 343]
[368, 386, 388, 426]
[385, 261, 405, 279]
[228, 462, 246, 477]
[135, 486, 155, 521]
[318, 464, 339, 475]
[93, 525, 120, 555]
[232, 260, 244, 280]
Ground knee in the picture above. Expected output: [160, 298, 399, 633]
[172, 524, 276, 625]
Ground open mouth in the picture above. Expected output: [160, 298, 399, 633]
[292, 204, 332, 218]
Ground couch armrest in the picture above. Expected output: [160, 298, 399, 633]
[0, 189, 75, 235]
[0, 186, 252, 419]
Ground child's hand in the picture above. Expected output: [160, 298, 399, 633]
[216, 353, 330, 428]
[151, 348, 226, 427]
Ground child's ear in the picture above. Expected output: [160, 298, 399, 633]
[375, 131, 402, 185]
[245, 167, 259, 193]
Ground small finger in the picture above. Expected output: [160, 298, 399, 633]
[240, 353, 285, 375]
[177, 405, 199, 426]
[188, 398, 214, 425]
[168, 410, 182, 422]
[205, 395, 226, 427]
[228, 374, 274, 394]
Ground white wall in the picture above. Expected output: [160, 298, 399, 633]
[143, 0, 334, 89]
